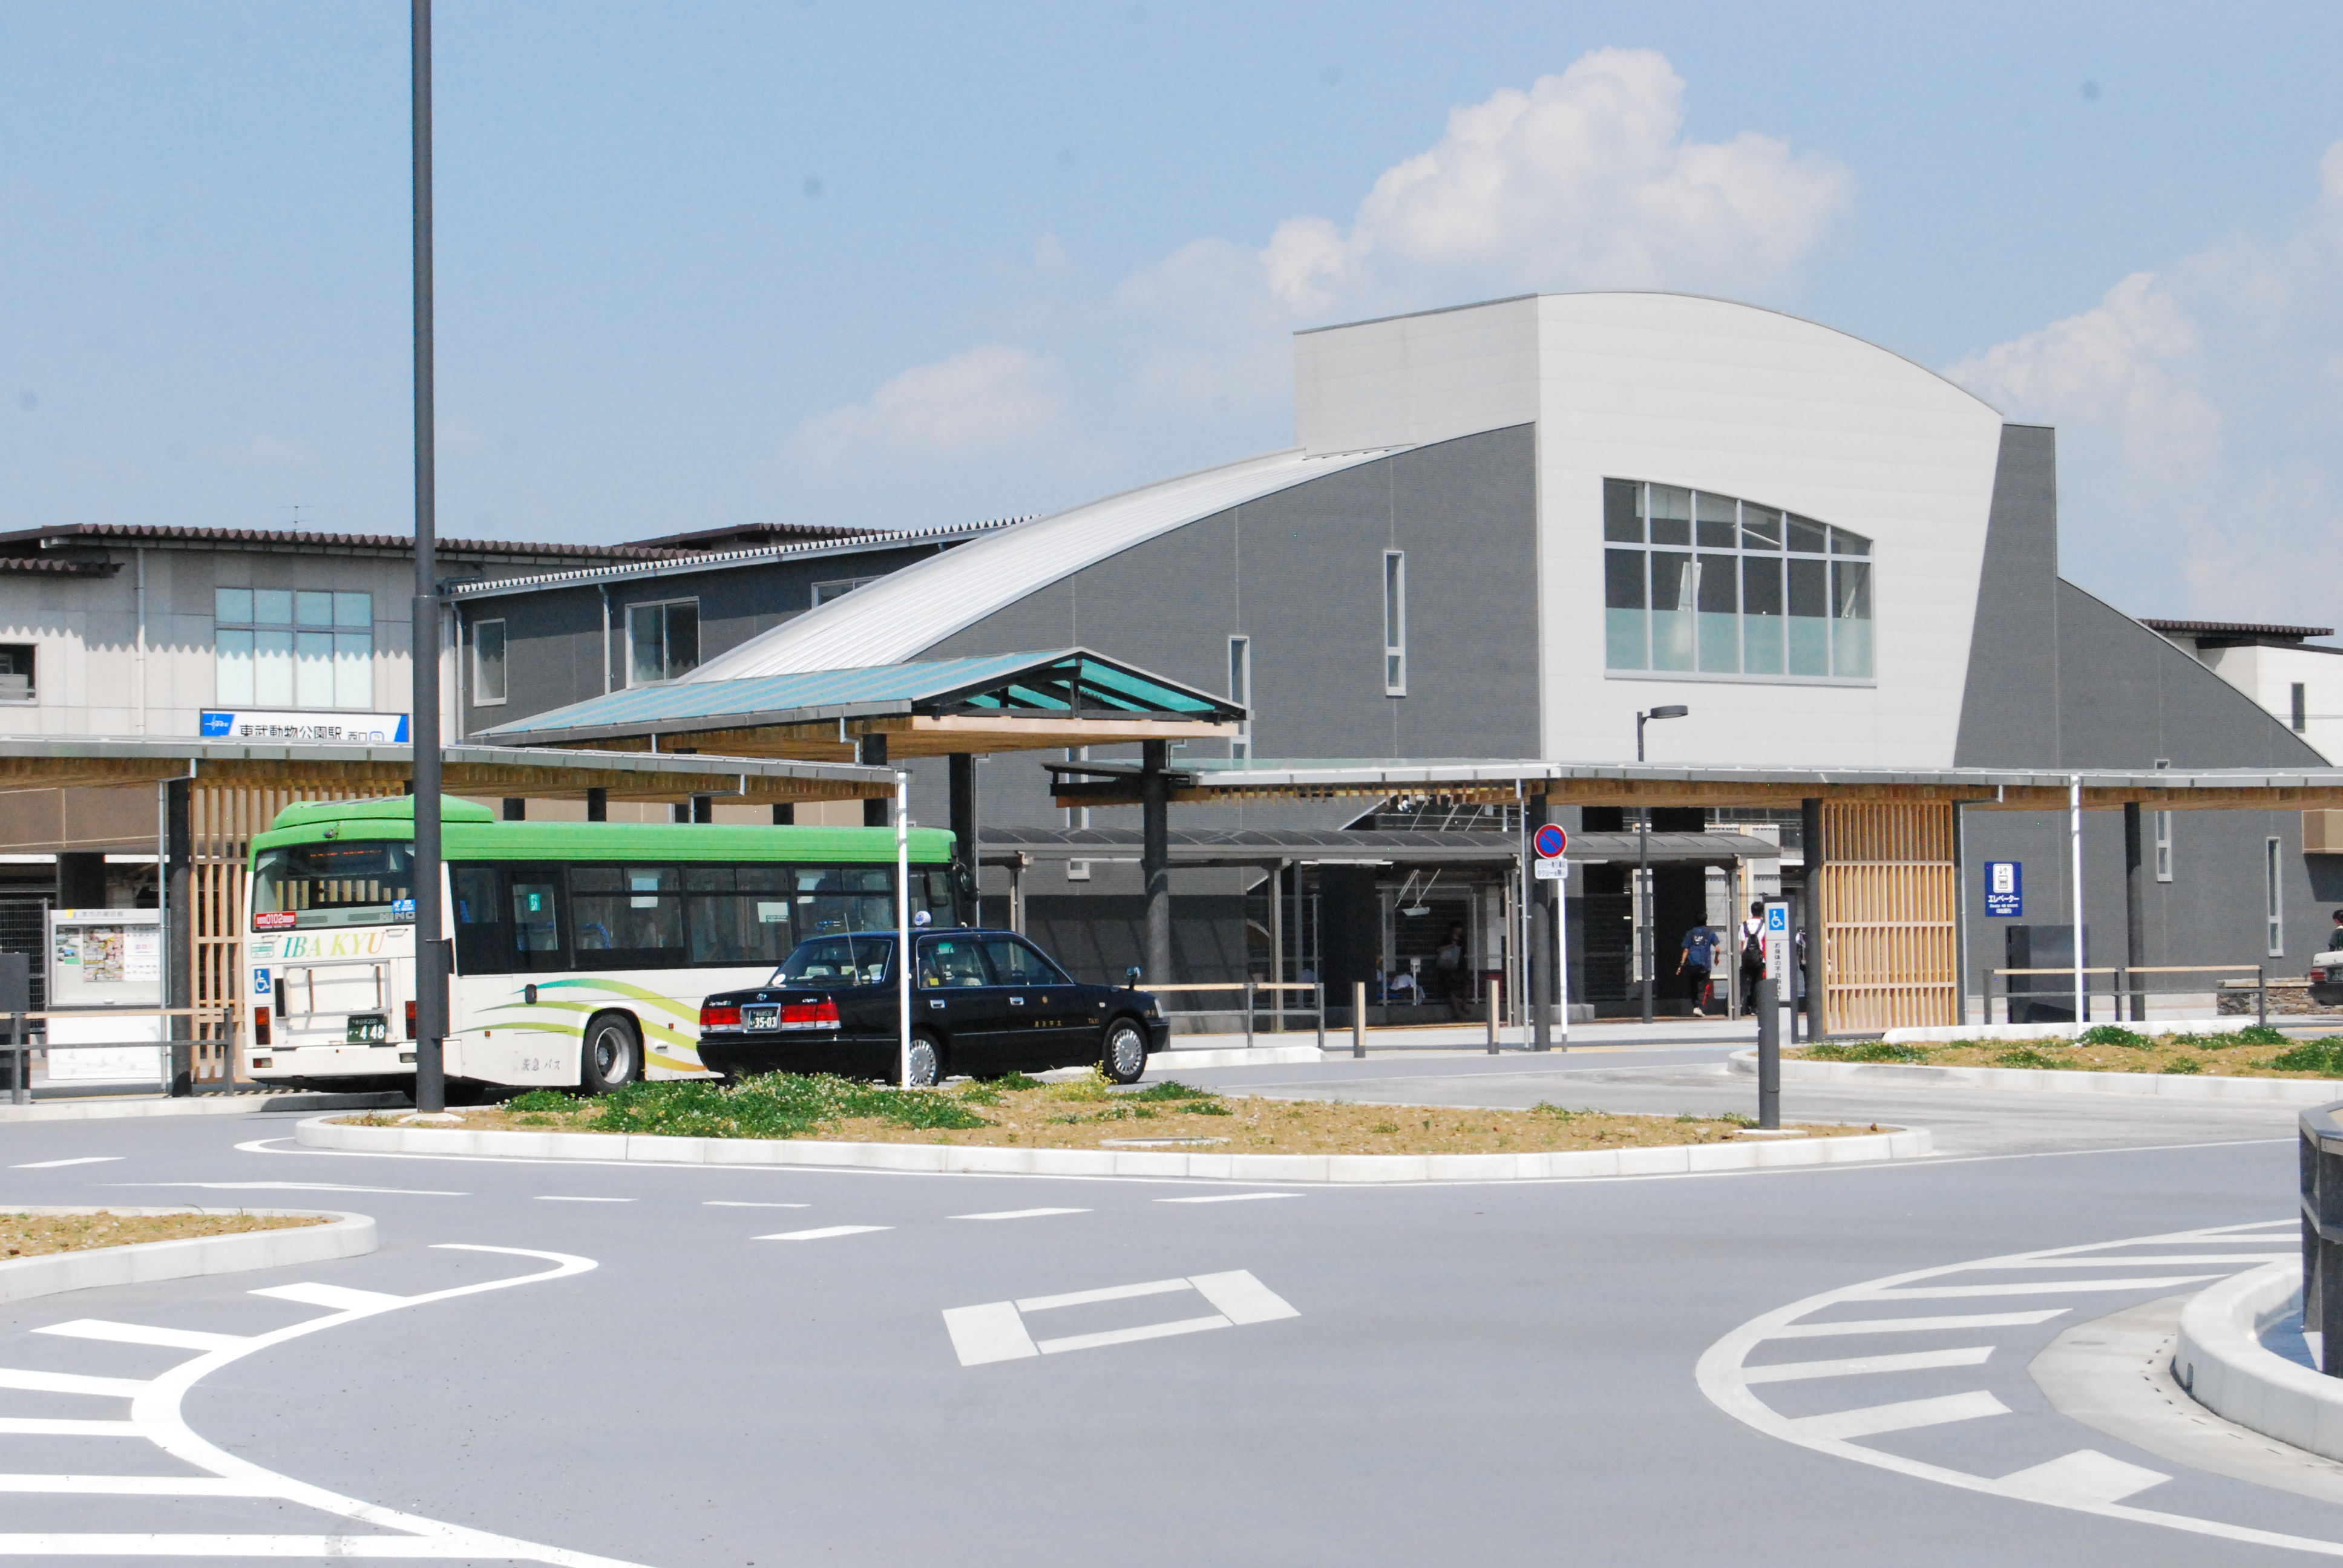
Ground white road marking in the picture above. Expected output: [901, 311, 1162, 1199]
[36, 1322, 248, 1354]
[114, 1182, 467, 1197]
[1996, 1449, 2171, 1507]
[755, 1225, 891, 1242]
[1035, 1315, 1233, 1354]
[951, 1208, 1089, 1221]
[0, 1475, 277, 1496]
[1155, 1193, 1302, 1203]
[1015, 1278, 1191, 1313]
[1855, 1275, 2223, 1299]
[1767, 1310, 2069, 1338]
[701, 1201, 808, 1208]
[533, 1196, 632, 1203]
[0, 1419, 139, 1437]
[1740, 1346, 1994, 1383]
[11, 1157, 121, 1170]
[1788, 1390, 2011, 1442]
[0, 1533, 563, 1556]
[1188, 1270, 1302, 1325]
[249, 1282, 408, 1312]
[942, 1302, 1038, 1365]
[1984, 1254, 2293, 1269]
[0, 1369, 148, 1399]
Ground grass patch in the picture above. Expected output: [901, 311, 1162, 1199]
[2161, 1056, 2204, 1074]
[2079, 1024, 2152, 1049]
[1, 1210, 327, 1259]
[1994, 1048, 2064, 1069]
[2270, 1037, 2343, 1074]
[338, 1073, 1872, 1155]
[1803, 1040, 1933, 1064]
[1809, 1025, 2343, 1079]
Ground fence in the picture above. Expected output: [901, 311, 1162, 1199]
[4, 1005, 241, 1106]
[1988, 964, 2269, 1028]
[1138, 982, 1326, 1051]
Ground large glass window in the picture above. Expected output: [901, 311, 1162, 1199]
[251, 841, 414, 930]
[217, 588, 372, 708]
[571, 865, 686, 964]
[1601, 479, 1873, 681]
[1382, 551, 1406, 696]
[627, 599, 700, 685]
[683, 864, 797, 967]
[473, 619, 507, 706]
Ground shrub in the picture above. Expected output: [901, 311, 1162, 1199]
[1130, 1080, 1219, 1102]
[2079, 1024, 2151, 1049]
[2270, 1038, 2343, 1076]
[2160, 1057, 2204, 1074]
[2232, 1024, 2291, 1047]
[506, 1089, 574, 1112]
[1995, 1048, 2062, 1069]
[1803, 1040, 1931, 1063]
[588, 1074, 991, 1138]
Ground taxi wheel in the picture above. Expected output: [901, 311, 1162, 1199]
[899, 1033, 943, 1088]
[1102, 1019, 1147, 1085]
[580, 1013, 641, 1094]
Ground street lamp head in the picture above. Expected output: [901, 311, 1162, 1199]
[1645, 705, 1689, 721]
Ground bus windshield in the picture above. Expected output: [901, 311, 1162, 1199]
[773, 935, 894, 989]
[251, 841, 415, 930]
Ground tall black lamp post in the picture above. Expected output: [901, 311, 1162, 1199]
[1635, 705, 1688, 1027]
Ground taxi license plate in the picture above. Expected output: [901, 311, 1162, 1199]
[745, 1006, 779, 1031]
[347, 1014, 389, 1045]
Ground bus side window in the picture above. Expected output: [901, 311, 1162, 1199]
[684, 863, 793, 968]
[509, 870, 566, 972]
[451, 867, 509, 976]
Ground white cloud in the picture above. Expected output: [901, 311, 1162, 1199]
[1948, 142, 2343, 623]
[791, 344, 1065, 465]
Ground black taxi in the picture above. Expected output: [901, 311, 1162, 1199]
[695, 927, 1168, 1087]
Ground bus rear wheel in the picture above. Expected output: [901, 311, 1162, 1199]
[581, 1013, 642, 1094]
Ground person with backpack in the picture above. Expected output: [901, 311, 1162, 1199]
[1738, 901, 1766, 1017]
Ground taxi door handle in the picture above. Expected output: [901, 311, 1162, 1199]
[1008, 996, 1026, 1006]
[929, 999, 946, 1010]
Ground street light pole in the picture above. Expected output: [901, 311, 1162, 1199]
[409, 0, 445, 1114]
[1635, 706, 1688, 1028]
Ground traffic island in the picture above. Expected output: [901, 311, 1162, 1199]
[310, 1073, 1930, 1181]
[1731, 1025, 2343, 1102]
[0, 1206, 376, 1305]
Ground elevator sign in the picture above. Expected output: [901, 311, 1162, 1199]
[1985, 861, 2023, 918]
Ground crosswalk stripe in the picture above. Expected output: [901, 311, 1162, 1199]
[1766, 1310, 2068, 1338]
[1788, 1390, 2010, 1442]
[942, 1303, 1039, 1366]
[1015, 1278, 1190, 1313]
[951, 1209, 1090, 1221]
[1035, 1315, 1232, 1355]
[752, 1226, 891, 1243]
[34, 1322, 247, 1354]
[249, 1283, 407, 1312]
[0, 1370, 148, 1399]
[1742, 1347, 1993, 1383]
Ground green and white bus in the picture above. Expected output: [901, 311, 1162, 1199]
[241, 796, 961, 1096]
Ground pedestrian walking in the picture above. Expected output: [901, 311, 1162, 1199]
[1679, 921, 1720, 1017]
[1435, 922, 1468, 1019]
[1737, 902, 1766, 1016]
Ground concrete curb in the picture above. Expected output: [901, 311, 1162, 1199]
[1153, 1045, 1326, 1068]
[2172, 1261, 2343, 1462]
[1729, 1049, 2343, 1103]
[1883, 1020, 2256, 1045]
[0, 1091, 408, 1125]
[293, 1114, 1930, 1183]
[0, 1206, 378, 1305]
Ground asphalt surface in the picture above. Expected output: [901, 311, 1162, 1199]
[0, 1051, 2331, 1566]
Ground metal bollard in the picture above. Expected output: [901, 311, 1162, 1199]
[1352, 980, 1366, 1059]
[1244, 980, 1256, 1051]
[1486, 976, 1501, 1055]
[1756, 976, 1780, 1131]
[1314, 982, 1325, 1054]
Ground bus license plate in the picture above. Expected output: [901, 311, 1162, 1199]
[347, 1014, 389, 1045]
[745, 1006, 779, 1031]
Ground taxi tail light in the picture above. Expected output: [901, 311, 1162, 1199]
[782, 999, 841, 1028]
[254, 1007, 270, 1047]
[404, 1001, 418, 1040]
[701, 1003, 742, 1028]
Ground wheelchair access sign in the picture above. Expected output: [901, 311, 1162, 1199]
[1762, 901, 1791, 982]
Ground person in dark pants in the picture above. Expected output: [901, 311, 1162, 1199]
[1737, 901, 1766, 1016]
[1679, 923, 1720, 1018]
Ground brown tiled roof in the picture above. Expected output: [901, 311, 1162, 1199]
[0, 555, 119, 577]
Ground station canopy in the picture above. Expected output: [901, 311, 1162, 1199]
[476, 648, 1244, 760]
[0, 737, 895, 803]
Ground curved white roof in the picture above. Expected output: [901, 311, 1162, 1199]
[690, 445, 1395, 681]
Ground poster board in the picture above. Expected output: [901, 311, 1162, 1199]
[46, 908, 165, 1084]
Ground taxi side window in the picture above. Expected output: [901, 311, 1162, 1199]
[981, 937, 1069, 986]
[919, 938, 994, 988]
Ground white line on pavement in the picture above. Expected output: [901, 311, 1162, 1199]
[1994, 1450, 2171, 1507]
[0, 1369, 149, 1399]
[533, 1196, 632, 1203]
[1035, 1315, 1231, 1354]
[755, 1226, 891, 1242]
[1766, 1310, 2069, 1338]
[0, 1419, 139, 1437]
[1187, 1270, 1302, 1325]
[942, 1302, 1038, 1365]
[1787, 1390, 2011, 1441]
[0, 1475, 277, 1496]
[36, 1321, 249, 1353]
[250, 1282, 408, 1312]
[1741, 1347, 1994, 1383]
[1856, 1275, 2224, 1299]
[11, 1157, 122, 1170]
[1015, 1278, 1191, 1313]
[951, 1208, 1090, 1221]
[1155, 1193, 1302, 1204]
[701, 1201, 809, 1208]
[113, 1182, 468, 1197]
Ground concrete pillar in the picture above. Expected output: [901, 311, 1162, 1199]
[2124, 800, 2146, 1021]
[165, 779, 192, 1096]
[949, 754, 977, 885]
[1142, 739, 1171, 985]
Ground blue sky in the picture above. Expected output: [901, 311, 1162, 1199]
[5, 3, 2342, 623]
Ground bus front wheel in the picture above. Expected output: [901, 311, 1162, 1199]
[580, 1013, 642, 1094]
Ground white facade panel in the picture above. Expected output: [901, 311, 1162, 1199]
[2196, 643, 2343, 764]
[1296, 296, 1544, 456]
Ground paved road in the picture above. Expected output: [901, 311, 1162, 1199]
[0, 1068, 2330, 1565]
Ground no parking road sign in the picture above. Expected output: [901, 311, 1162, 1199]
[1532, 823, 1568, 880]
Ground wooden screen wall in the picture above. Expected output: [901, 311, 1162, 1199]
[1818, 800, 1958, 1035]
[189, 783, 375, 1082]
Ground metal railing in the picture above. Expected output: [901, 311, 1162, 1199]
[1138, 982, 1326, 1052]
[1988, 964, 2270, 1029]
[5, 1006, 243, 1106]
[2301, 1100, 2343, 1376]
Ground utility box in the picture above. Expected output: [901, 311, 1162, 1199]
[2005, 924, 2082, 1025]
[45, 907, 164, 1084]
